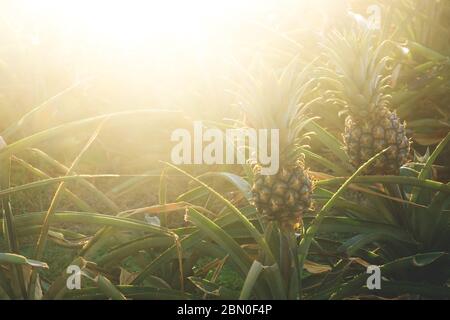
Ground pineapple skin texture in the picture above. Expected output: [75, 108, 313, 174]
[252, 162, 313, 225]
[343, 107, 410, 174]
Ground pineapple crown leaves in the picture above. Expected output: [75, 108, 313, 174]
[231, 57, 320, 153]
[319, 13, 398, 117]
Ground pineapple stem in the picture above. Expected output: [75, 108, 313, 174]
[279, 229, 291, 285]
[279, 221, 299, 296]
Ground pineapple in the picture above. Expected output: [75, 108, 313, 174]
[252, 161, 312, 226]
[235, 60, 315, 228]
[323, 19, 410, 174]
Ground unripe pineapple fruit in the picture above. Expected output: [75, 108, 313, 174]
[252, 161, 313, 224]
[323, 19, 410, 174]
[343, 107, 410, 174]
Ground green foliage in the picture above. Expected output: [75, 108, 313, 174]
[0, 0, 448, 301]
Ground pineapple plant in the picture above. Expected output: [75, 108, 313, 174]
[322, 19, 411, 174]
[235, 60, 316, 229]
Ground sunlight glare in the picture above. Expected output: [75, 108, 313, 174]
[19, 0, 270, 49]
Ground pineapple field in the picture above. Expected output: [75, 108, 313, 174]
[0, 0, 449, 301]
